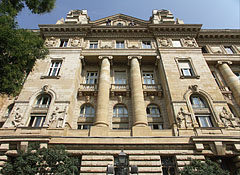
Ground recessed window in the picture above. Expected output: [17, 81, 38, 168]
[178, 61, 194, 77]
[89, 41, 98, 49]
[143, 72, 155, 84]
[86, 72, 98, 84]
[113, 105, 128, 118]
[190, 95, 207, 108]
[161, 156, 176, 175]
[201, 46, 208, 53]
[142, 41, 152, 49]
[114, 71, 126, 84]
[35, 94, 51, 108]
[147, 104, 161, 117]
[60, 40, 68, 47]
[149, 123, 163, 130]
[224, 46, 234, 54]
[77, 124, 92, 130]
[28, 116, 46, 127]
[80, 104, 95, 117]
[48, 61, 62, 77]
[196, 115, 213, 127]
[116, 41, 125, 49]
[172, 40, 182, 47]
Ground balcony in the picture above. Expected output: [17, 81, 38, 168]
[219, 86, 232, 100]
[78, 84, 98, 96]
[142, 84, 163, 97]
[110, 84, 130, 97]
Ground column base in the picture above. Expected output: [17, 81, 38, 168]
[90, 125, 109, 136]
[132, 126, 152, 136]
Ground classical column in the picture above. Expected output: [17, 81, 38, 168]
[128, 56, 148, 127]
[94, 56, 112, 127]
[217, 61, 240, 105]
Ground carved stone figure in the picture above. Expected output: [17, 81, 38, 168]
[70, 37, 81, 47]
[42, 84, 50, 92]
[219, 107, 237, 128]
[159, 38, 171, 47]
[49, 106, 67, 128]
[183, 37, 197, 47]
[12, 107, 24, 127]
[177, 107, 192, 128]
[188, 85, 198, 92]
[56, 18, 64, 24]
[45, 37, 58, 47]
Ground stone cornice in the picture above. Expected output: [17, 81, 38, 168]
[197, 29, 240, 40]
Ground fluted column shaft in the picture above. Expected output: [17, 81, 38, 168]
[95, 57, 111, 127]
[218, 61, 240, 105]
[129, 56, 148, 126]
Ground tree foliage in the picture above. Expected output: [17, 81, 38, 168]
[1, 143, 80, 175]
[179, 159, 230, 175]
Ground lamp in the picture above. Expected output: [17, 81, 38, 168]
[118, 150, 127, 165]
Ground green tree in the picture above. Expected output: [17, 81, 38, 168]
[179, 159, 230, 175]
[1, 143, 80, 175]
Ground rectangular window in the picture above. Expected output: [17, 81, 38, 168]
[149, 123, 163, 130]
[142, 41, 152, 49]
[197, 115, 213, 127]
[116, 41, 125, 49]
[60, 40, 68, 47]
[85, 72, 98, 84]
[89, 41, 98, 49]
[143, 72, 155, 84]
[178, 61, 194, 76]
[172, 40, 182, 47]
[28, 116, 46, 127]
[224, 46, 234, 54]
[77, 124, 92, 130]
[161, 156, 176, 175]
[114, 71, 126, 84]
[48, 61, 62, 77]
[211, 71, 221, 87]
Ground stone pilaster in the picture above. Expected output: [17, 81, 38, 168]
[217, 61, 240, 105]
[94, 56, 112, 127]
[128, 56, 148, 127]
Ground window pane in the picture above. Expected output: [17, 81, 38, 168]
[143, 72, 155, 84]
[147, 105, 161, 117]
[113, 105, 128, 117]
[80, 105, 95, 117]
[225, 47, 233, 54]
[114, 72, 126, 84]
[172, 40, 182, 47]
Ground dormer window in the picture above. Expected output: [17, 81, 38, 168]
[142, 41, 152, 49]
[89, 41, 98, 49]
[60, 40, 68, 47]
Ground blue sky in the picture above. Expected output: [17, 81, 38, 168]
[17, 0, 240, 29]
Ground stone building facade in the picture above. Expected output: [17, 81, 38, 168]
[0, 9, 240, 175]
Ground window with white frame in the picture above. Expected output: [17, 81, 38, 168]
[35, 94, 51, 108]
[178, 61, 194, 77]
[172, 40, 182, 47]
[60, 40, 68, 47]
[161, 156, 176, 175]
[142, 41, 152, 49]
[190, 95, 207, 108]
[196, 115, 213, 127]
[146, 104, 161, 117]
[116, 41, 125, 48]
[148, 123, 163, 130]
[48, 61, 62, 77]
[80, 104, 95, 118]
[89, 41, 98, 49]
[113, 104, 128, 118]
[85, 72, 98, 84]
[28, 115, 46, 127]
[143, 72, 155, 84]
[114, 71, 126, 84]
[224, 46, 234, 54]
[234, 72, 240, 81]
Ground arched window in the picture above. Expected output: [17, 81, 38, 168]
[35, 94, 51, 108]
[146, 104, 161, 117]
[80, 104, 95, 117]
[4, 104, 14, 117]
[190, 94, 213, 127]
[113, 104, 128, 118]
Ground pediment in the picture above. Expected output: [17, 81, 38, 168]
[91, 14, 149, 27]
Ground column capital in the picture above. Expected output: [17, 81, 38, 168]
[128, 56, 142, 66]
[98, 56, 113, 60]
[217, 61, 232, 67]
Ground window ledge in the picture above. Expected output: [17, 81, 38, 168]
[40, 75, 61, 79]
[180, 75, 200, 79]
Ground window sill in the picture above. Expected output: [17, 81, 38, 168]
[180, 75, 200, 79]
[40, 75, 61, 79]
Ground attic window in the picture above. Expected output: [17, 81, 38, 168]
[117, 22, 124, 26]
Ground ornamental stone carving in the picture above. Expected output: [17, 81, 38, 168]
[219, 107, 238, 128]
[56, 18, 64, 24]
[12, 107, 24, 127]
[42, 84, 50, 92]
[176, 107, 192, 128]
[183, 37, 198, 47]
[45, 37, 59, 47]
[159, 38, 171, 47]
[70, 37, 82, 47]
[188, 85, 198, 92]
[49, 106, 67, 128]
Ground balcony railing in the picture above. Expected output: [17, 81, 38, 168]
[142, 84, 163, 96]
[78, 84, 98, 96]
[110, 84, 130, 97]
[219, 86, 232, 100]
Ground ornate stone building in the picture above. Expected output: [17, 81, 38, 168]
[0, 9, 240, 175]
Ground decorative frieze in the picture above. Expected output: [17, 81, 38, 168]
[45, 37, 60, 47]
